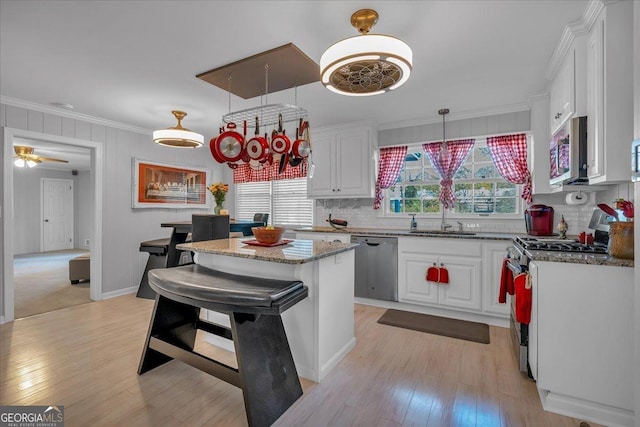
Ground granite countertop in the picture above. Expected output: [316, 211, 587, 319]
[177, 237, 357, 265]
[293, 226, 520, 241]
[524, 248, 634, 267]
[294, 227, 635, 267]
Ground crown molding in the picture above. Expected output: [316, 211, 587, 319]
[545, 0, 606, 80]
[0, 96, 152, 135]
[528, 91, 550, 103]
[378, 103, 530, 131]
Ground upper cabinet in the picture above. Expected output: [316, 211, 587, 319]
[308, 123, 376, 198]
[549, 49, 575, 136]
[585, 1, 633, 184]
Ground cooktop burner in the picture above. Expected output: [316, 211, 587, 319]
[515, 236, 608, 254]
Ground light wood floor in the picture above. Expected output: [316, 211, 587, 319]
[13, 249, 91, 319]
[0, 294, 598, 427]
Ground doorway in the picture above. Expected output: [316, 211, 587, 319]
[42, 178, 74, 252]
[2, 127, 104, 323]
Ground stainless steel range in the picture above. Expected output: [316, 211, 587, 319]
[507, 234, 609, 378]
[514, 236, 608, 254]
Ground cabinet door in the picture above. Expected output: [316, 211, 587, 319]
[295, 232, 326, 241]
[550, 50, 575, 135]
[307, 133, 336, 197]
[586, 18, 605, 181]
[481, 242, 510, 316]
[437, 256, 482, 311]
[324, 233, 349, 243]
[528, 262, 538, 380]
[336, 129, 373, 197]
[398, 254, 439, 305]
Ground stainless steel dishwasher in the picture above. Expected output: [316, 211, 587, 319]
[350, 235, 398, 301]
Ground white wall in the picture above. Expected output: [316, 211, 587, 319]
[75, 170, 92, 251]
[12, 167, 84, 254]
[378, 110, 531, 147]
[1, 102, 228, 312]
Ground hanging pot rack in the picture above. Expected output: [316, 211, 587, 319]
[222, 103, 307, 128]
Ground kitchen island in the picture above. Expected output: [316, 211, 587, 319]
[176, 237, 357, 382]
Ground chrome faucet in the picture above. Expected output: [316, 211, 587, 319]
[440, 206, 451, 231]
[409, 214, 417, 231]
[457, 221, 464, 232]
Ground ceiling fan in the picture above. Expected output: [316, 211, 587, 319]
[13, 145, 69, 168]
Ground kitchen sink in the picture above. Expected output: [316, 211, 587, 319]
[409, 230, 477, 236]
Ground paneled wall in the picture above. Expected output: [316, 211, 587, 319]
[1, 102, 227, 309]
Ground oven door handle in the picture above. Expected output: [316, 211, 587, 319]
[507, 259, 524, 275]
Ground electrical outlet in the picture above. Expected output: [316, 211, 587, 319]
[84, 239, 90, 246]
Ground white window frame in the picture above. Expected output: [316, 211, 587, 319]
[383, 137, 525, 219]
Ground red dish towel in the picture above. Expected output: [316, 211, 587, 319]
[498, 258, 514, 303]
[514, 272, 532, 324]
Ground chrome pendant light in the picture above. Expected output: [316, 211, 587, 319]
[320, 9, 413, 96]
[153, 110, 204, 148]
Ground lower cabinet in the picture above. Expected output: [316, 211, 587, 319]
[296, 232, 349, 243]
[398, 237, 508, 318]
[530, 260, 634, 425]
[481, 242, 511, 317]
[401, 253, 481, 311]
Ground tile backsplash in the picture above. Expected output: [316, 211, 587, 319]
[314, 183, 634, 236]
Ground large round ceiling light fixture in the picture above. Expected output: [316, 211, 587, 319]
[153, 110, 204, 148]
[320, 9, 413, 96]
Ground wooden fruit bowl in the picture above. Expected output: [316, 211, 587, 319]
[251, 227, 285, 244]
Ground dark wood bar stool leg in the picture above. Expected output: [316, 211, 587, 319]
[231, 312, 303, 427]
[138, 295, 200, 374]
[136, 254, 166, 299]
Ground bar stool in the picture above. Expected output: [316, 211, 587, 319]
[136, 238, 170, 299]
[138, 264, 308, 427]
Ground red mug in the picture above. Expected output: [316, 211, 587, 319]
[579, 232, 586, 244]
[586, 233, 594, 245]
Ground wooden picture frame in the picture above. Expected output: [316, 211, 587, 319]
[132, 158, 210, 209]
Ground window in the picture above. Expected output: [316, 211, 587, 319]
[235, 178, 313, 226]
[386, 139, 520, 216]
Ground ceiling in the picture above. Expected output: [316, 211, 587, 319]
[1, 1, 589, 148]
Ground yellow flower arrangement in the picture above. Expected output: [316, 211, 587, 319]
[207, 182, 229, 206]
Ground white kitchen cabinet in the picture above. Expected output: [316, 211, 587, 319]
[295, 232, 349, 243]
[400, 253, 481, 311]
[481, 241, 510, 317]
[549, 48, 575, 135]
[585, 1, 633, 184]
[531, 260, 634, 426]
[398, 237, 483, 313]
[308, 124, 375, 198]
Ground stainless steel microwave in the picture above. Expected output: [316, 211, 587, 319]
[549, 116, 588, 186]
[633, 138, 640, 182]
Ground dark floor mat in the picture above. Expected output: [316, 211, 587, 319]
[377, 309, 490, 344]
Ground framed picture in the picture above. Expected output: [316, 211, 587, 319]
[132, 158, 210, 209]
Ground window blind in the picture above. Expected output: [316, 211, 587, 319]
[236, 178, 313, 226]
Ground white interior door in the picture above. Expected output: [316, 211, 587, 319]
[42, 178, 74, 251]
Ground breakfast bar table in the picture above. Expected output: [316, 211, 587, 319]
[177, 237, 358, 382]
[161, 219, 265, 268]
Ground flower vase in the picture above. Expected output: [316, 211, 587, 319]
[214, 201, 223, 215]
